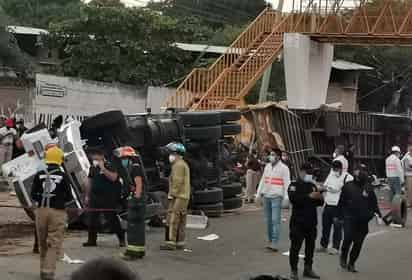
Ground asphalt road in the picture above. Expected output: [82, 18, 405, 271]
[0, 205, 410, 280]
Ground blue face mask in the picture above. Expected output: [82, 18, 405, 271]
[121, 159, 129, 168]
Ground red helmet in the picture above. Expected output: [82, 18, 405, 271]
[113, 146, 138, 158]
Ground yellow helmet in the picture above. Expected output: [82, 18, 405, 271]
[44, 146, 64, 166]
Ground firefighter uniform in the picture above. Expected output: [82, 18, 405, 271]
[164, 157, 190, 249]
[288, 176, 323, 279]
[31, 147, 71, 280]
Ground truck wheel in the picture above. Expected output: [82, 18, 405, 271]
[219, 110, 241, 123]
[81, 111, 125, 132]
[192, 187, 223, 204]
[222, 124, 241, 136]
[179, 112, 221, 126]
[192, 202, 224, 218]
[185, 126, 222, 141]
[221, 182, 242, 198]
[223, 197, 243, 210]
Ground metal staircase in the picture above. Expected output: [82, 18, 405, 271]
[165, 0, 412, 111]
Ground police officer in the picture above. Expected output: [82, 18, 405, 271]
[288, 163, 323, 280]
[31, 146, 71, 280]
[83, 149, 125, 247]
[338, 164, 383, 273]
[115, 146, 146, 260]
[161, 142, 190, 251]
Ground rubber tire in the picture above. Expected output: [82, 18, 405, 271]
[192, 202, 224, 218]
[221, 182, 242, 199]
[219, 110, 241, 123]
[179, 112, 221, 127]
[222, 124, 241, 136]
[81, 110, 125, 132]
[192, 187, 223, 204]
[223, 197, 243, 210]
[391, 195, 408, 226]
[185, 126, 222, 141]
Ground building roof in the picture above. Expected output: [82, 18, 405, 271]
[331, 59, 374, 71]
[175, 42, 374, 71]
[7, 26, 49, 36]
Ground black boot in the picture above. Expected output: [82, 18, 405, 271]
[303, 267, 320, 279]
[290, 270, 299, 280]
[347, 264, 358, 273]
[340, 256, 347, 269]
[83, 232, 97, 247]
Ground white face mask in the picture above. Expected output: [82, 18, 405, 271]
[304, 174, 313, 183]
[333, 152, 337, 158]
[169, 155, 176, 163]
[92, 160, 100, 167]
[332, 170, 341, 177]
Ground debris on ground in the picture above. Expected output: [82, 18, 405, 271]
[197, 234, 219, 241]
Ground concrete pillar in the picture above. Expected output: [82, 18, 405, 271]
[283, 33, 334, 109]
[258, 64, 273, 103]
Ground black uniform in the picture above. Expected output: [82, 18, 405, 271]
[337, 180, 382, 268]
[124, 162, 146, 258]
[288, 180, 324, 272]
[86, 162, 125, 246]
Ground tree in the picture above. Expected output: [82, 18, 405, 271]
[0, 0, 82, 28]
[49, 4, 208, 86]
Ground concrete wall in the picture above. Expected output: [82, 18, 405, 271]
[35, 74, 147, 121]
[284, 33, 334, 109]
[147, 86, 175, 114]
[326, 84, 357, 112]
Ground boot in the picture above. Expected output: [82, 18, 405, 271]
[83, 232, 97, 247]
[340, 256, 347, 269]
[290, 270, 299, 280]
[303, 267, 320, 279]
[117, 232, 126, 248]
[347, 264, 358, 273]
[40, 272, 54, 280]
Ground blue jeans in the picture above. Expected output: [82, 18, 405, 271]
[263, 196, 282, 247]
[388, 177, 401, 202]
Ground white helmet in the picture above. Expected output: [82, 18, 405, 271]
[392, 146, 401, 153]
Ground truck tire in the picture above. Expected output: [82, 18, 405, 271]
[219, 110, 241, 123]
[179, 112, 221, 126]
[192, 202, 224, 218]
[185, 126, 222, 141]
[222, 124, 241, 136]
[391, 195, 408, 226]
[221, 182, 242, 198]
[192, 187, 223, 204]
[223, 197, 243, 210]
[81, 111, 125, 132]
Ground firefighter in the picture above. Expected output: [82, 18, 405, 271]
[288, 163, 323, 280]
[161, 142, 190, 251]
[338, 164, 383, 273]
[385, 146, 404, 203]
[115, 146, 146, 260]
[83, 149, 125, 247]
[31, 146, 71, 280]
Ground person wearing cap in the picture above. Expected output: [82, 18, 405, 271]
[288, 163, 323, 280]
[337, 164, 383, 273]
[161, 142, 190, 251]
[115, 146, 146, 260]
[256, 148, 291, 252]
[31, 146, 72, 280]
[401, 145, 412, 207]
[0, 118, 17, 167]
[318, 160, 353, 255]
[83, 149, 125, 248]
[385, 146, 404, 202]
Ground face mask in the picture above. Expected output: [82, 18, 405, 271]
[304, 174, 313, 183]
[269, 155, 278, 163]
[121, 159, 129, 168]
[92, 160, 100, 167]
[169, 155, 176, 163]
[332, 170, 341, 177]
[281, 155, 288, 161]
[333, 152, 337, 158]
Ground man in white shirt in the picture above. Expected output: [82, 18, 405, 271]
[0, 118, 17, 169]
[257, 149, 291, 252]
[333, 145, 348, 173]
[319, 160, 353, 255]
[401, 145, 412, 207]
[386, 146, 404, 203]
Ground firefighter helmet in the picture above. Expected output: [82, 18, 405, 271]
[44, 146, 64, 166]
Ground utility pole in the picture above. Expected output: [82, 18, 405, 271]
[258, 0, 284, 104]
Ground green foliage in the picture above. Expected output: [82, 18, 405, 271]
[49, 5, 204, 86]
[208, 25, 244, 46]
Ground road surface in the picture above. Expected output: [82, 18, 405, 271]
[0, 204, 410, 280]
